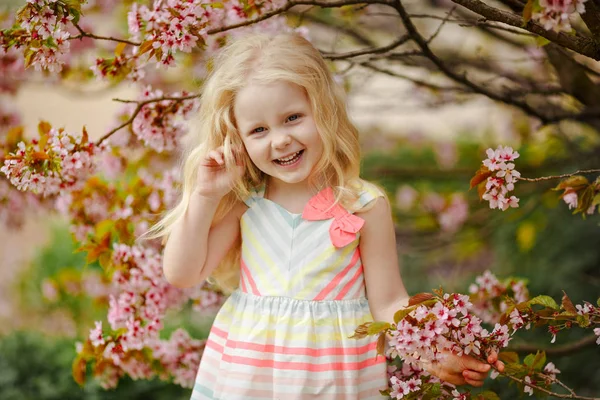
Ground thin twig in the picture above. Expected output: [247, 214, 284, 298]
[518, 169, 600, 182]
[322, 34, 409, 60]
[69, 22, 141, 46]
[426, 6, 457, 44]
[388, 0, 548, 122]
[96, 94, 200, 145]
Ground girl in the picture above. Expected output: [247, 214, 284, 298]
[154, 33, 502, 399]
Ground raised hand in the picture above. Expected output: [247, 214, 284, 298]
[194, 146, 245, 200]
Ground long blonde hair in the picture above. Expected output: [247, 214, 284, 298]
[148, 32, 371, 292]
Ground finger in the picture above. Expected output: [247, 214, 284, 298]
[463, 369, 487, 381]
[461, 356, 491, 373]
[208, 150, 224, 165]
[494, 360, 505, 373]
[487, 351, 498, 364]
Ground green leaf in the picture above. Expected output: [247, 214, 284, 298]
[394, 307, 415, 324]
[523, 353, 535, 367]
[592, 193, 600, 207]
[499, 351, 519, 364]
[367, 321, 391, 335]
[529, 295, 559, 310]
[477, 391, 501, 400]
[532, 351, 546, 371]
[553, 175, 589, 190]
[576, 314, 591, 328]
[575, 186, 594, 214]
[535, 36, 551, 46]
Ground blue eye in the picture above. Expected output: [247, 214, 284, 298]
[252, 127, 265, 134]
[287, 114, 300, 122]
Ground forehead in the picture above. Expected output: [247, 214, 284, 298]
[233, 81, 309, 121]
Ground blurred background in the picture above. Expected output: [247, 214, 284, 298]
[1, 0, 599, 398]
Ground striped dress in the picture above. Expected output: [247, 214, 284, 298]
[191, 185, 388, 399]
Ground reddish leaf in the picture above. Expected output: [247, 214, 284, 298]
[522, 0, 534, 24]
[561, 291, 577, 314]
[376, 333, 386, 355]
[71, 355, 87, 386]
[470, 168, 492, 189]
[38, 120, 52, 136]
[408, 292, 434, 306]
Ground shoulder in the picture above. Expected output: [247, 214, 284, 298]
[348, 179, 387, 213]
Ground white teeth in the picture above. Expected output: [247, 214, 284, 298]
[277, 151, 300, 162]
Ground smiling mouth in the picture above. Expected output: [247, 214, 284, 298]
[274, 150, 304, 166]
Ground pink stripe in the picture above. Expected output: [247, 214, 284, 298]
[220, 352, 384, 371]
[240, 259, 260, 295]
[209, 326, 378, 357]
[313, 249, 361, 301]
[239, 273, 248, 293]
[334, 263, 364, 300]
[200, 354, 384, 387]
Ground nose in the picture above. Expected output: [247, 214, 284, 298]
[271, 132, 292, 150]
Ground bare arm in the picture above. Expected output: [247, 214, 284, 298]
[358, 197, 409, 322]
[162, 191, 245, 288]
[359, 198, 504, 386]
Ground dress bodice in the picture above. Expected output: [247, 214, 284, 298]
[239, 185, 381, 300]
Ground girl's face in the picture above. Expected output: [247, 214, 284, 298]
[234, 81, 324, 188]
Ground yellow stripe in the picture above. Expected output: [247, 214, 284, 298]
[294, 240, 358, 298]
[214, 306, 374, 344]
[241, 218, 287, 291]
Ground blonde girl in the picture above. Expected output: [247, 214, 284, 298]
[152, 32, 502, 399]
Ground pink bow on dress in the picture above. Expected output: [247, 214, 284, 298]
[302, 187, 364, 248]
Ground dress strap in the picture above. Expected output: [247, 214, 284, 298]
[351, 183, 385, 213]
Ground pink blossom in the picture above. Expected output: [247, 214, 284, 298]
[524, 376, 535, 396]
[562, 189, 578, 209]
[533, 0, 587, 32]
[480, 146, 521, 211]
[90, 321, 105, 347]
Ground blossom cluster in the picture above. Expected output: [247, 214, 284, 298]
[381, 292, 512, 399]
[126, 86, 198, 153]
[387, 293, 511, 368]
[468, 270, 529, 324]
[83, 243, 222, 388]
[481, 145, 521, 211]
[532, 0, 587, 33]
[1, 0, 76, 72]
[1, 126, 103, 196]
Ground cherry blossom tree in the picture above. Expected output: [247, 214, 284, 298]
[1, 0, 600, 398]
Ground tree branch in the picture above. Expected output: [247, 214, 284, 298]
[508, 334, 598, 356]
[389, 0, 548, 122]
[322, 34, 409, 60]
[449, 0, 600, 60]
[580, 0, 600, 38]
[206, 0, 392, 35]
